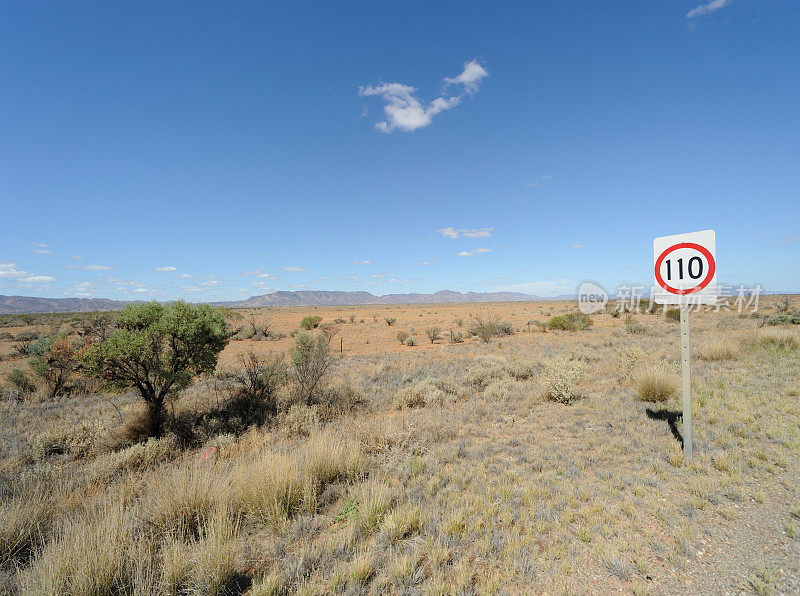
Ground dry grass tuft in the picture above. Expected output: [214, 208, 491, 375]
[0, 487, 51, 566]
[750, 328, 799, 351]
[633, 367, 678, 402]
[698, 339, 739, 361]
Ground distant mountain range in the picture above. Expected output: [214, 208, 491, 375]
[0, 290, 569, 314]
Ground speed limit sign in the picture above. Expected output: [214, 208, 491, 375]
[652, 229, 717, 459]
[653, 229, 717, 305]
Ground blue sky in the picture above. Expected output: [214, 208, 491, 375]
[2, 0, 798, 301]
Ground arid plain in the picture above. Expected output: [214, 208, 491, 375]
[1, 298, 799, 594]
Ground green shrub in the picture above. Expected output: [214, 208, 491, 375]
[289, 333, 334, 405]
[29, 334, 81, 399]
[385, 317, 397, 326]
[300, 316, 322, 330]
[766, 314, 800, 326]
[665, 308, 681, 322]
[396, 331, 410, 344]
[548, 312, 593, 331]
[449, 330, 464, 343]
[405, 337, 416, 347]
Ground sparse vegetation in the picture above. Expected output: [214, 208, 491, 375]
[542, 355, 586, 403]
[425, 326, 442, 344]
[385, 317, 397, 326]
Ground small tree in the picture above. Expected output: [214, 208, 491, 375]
[396, 331, 410, 344]
[29, 334, 80, 399]
[425, 326, 442, 344]
[289, 333, 334, 405]
[82, 301, 229, 437]
[385, 317, 397, 326]
[320, 322, 340, 344]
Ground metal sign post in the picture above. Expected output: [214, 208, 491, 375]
[680, 307, 693, 458]
[653, 229, 717, 459]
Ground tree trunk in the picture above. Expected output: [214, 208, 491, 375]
[146, 399, 164, 438]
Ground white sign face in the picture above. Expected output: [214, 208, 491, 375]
[653, 229, 717, 305]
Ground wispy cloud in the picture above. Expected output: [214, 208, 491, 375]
[352, 260, 372, 265]
[65, 264, 113, 270]
[437, 226, 492, 239]
[570, 243, 584, 249]
[458, 248, 491, 257]
[155, 266, 176, 272]
[283, 266, 306, 272]
[687, 0, 733, 18]
[359, 59, 488, 133]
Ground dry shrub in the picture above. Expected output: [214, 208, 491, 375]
[613, 345, 644, 379]
[465, 356, 510, 388]
[505, 358, 539, 380]
[394, 376, 465, 409]
[484, 377, 516, 400]
[633, 367, 678, 403]
[698, 339, 739, 361]
[303, 431, 366, 490]
[317, 380, 365, 420]
[352, 480, 392, 537]
[279, 404, 321, 437]
[542, 355, 586, 404]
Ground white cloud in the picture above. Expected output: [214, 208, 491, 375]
[33, 243, 49, 248]
[0, 262, 55, 283]
[71, 255, 84, 259]
[458, 248, 490, 257]
[687, 0, 733, 18]
[133, 287, 150, 293]
[283, 266, 306, 272]
[200, 280, 218, 286]
[541, 175, 552, 180]
[496, 279, 573, 295]
[457, 251, 473, 257]
[473, 248, 491, 253]
[32, 248, 52, 254]
[353, 260, 372, 265]
[65, 264, 113, 270]
[443, 59, 489, 94]
[437, 227, 492, 239]
[417, 262, 430, 266]
[179, 273, 193, 278]
[571, 244, 584, 249]
[155, 266, 176, 272]
[359, 59, 488, 133]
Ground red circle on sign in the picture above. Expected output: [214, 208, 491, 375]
[654, 242, 715, 295]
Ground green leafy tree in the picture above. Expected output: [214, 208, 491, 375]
[82, 301, 229, 436]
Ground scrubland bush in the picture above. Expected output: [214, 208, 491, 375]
[633, 367, 677, 402]
[33, 422, 103, 459]
[448, 330, 464, 343]
[613, 345, 644, 378]
[698, 339, 739, 361]
[765, 314, 800, 326]
[394, 377, 463, 409]
[542, 355, 586, 403]
[466, 356, 509, 388]
[221, 352, 286, 426]
[300, 316, 322, 330]
[469, 316, 514, 342]
[405, 337, 417, 346]
[505, 358, 539, 380]
[425, 326, 442, 344]
[484, 377, 515, 400]
[289, 333, 334, 405]
[396, 331, 409, 344]
[85, 435, 178, 483]
[320, 323, 339, 344]
[280, 404, 321, 437]
[29, 334, 81, 399]
[624, 315, 647, 335]
[5, 368, 35, 398]
[0, 486, 52, 566]
[385, 317, 397, 326]
[548, 312, 593, 331]
[665, 308, 681, 322]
